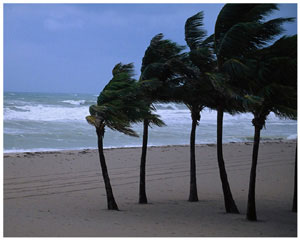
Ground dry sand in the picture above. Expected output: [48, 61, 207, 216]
[4, 141, 297, 237]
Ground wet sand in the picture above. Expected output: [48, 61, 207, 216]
[4, 141, 297, 237]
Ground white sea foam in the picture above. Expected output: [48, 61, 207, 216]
[4, 102, 293, 127]
[3, 147, 97, 153]
[3, 92, 297, 153]
[156, 108, 255, 124]
[156, 109, 190, 124]
[4, 104, 89, 122]
[287, 134, 297, 140]
[61, 100, 86, 105]
[4, 148, 61, 153]
[154, 103, 180, 110]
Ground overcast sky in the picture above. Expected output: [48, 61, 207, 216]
[4, 3, 297, 94]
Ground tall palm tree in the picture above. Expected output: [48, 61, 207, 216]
[169, 11, 241, 205]
[183, 11, 240, 210]
[138, 34, 184, 204]
[213, 3, 294, 214]
[243, 35, 297, 221]
[223, 34, 297, 220]
[168, 53, 211, 202]
[175, 11, 216, 202]
[86, 63, 163, 210]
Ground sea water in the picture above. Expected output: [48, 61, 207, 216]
[4, 92, 297, 153]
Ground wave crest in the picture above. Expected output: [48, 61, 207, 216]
[61, 100, 86, 105]
[4, 104, 89, 122]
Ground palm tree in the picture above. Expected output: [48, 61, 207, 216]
[168, 53, 211, 202]
[213, 3, 294, 214]
[223, 34, 296, 220]
[168, 11, 240, 205]
[182, 10, 240, 211]
[138, 34, 184, 204]
[178, 12, 216, 201]
[244, 35, 297, 221]
[87, 63, 163, 210]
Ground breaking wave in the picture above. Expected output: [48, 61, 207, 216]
[61, 100, 86, 105]
[4, 92, 297, 153]
[4, 104, 89, 122]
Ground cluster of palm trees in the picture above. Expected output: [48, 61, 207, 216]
[86, 4, 297, 221]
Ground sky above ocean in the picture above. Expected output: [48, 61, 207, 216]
[3, 3, 297, 94]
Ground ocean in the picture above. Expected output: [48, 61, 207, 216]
[4, 92, 297, 153]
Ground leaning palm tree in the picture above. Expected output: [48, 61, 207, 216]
[168, 55, 213, 202]
[138, 34, 184, 204]
[182, 11, 241, 210]
[213, 3, 294, 214]
[224, 34, 297, 220]
[86, 63, 163, 210]
[243, 35, 297, 221]
[171, 11, 217, 202]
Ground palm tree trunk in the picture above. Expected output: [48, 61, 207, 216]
[246, 119, 262, 221]
[96, 127, 119, 210]
[292, 145, 297, 212]
[217, 107, 239, 213]
[189, 113, 199, 202]
[139, 119, 149, 204]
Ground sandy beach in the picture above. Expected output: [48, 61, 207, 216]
[4, 140, 297, 237]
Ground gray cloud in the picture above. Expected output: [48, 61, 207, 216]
[4, 3, 297, 93]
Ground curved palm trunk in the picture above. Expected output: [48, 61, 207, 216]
[246, 116, 264, 221]
[292, 145, 297, 212]
[139, 119, 149, 204]
[96, 127, 119, 210]
[217, 107, 239, 213]
[189, 114, 199, 202]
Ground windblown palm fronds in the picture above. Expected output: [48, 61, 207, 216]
[87, 62, 167, 210]
[212, 4, 296, 216]
[215, 4, 294, 64]
[137, 33, 185, 204]
[88, 63, 164, 137]
[235, 35, 297, 221]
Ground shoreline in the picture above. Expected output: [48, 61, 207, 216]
[4, 139, 297, 155]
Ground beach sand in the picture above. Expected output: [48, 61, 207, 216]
[4, 141, 297, 237]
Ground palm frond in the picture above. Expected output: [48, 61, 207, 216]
[215, 4, 278, 52]
[254, 17, 295, 45]
[141, 33, 185, 73]
[217, 16, 294, 61]
[147, 113, 166, 127]
[88, 63, 155, 137]
[86, 115, 103, 128]
[241, 34, 297, 120]
[112, 62, 135, 77]
[217, 21, 261, 59]
[106, 121, 139, 137]
[189, 47, 216, 72]
[273, 105, 297, 120]
[206, 72, 228, 94]
[185, 11, 207, 50]
[243, 4, 278, 22]
[202, 34, 215, 48]
[258, 35, 297, 59]
[221, 58, 251, 83]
